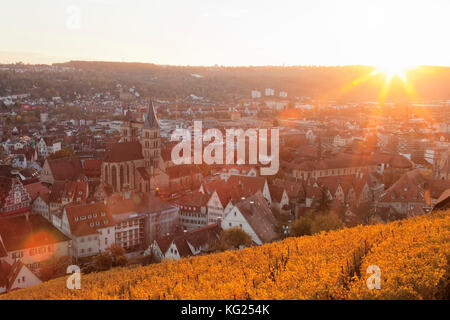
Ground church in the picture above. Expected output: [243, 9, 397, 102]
[101, 100, 162, 193]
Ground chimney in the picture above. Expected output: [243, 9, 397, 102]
[25, 212, 29, 222]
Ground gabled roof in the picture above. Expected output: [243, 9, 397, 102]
[49, 181, 88, 203]
[47, 156, 83, 182]
[83, 159, 102, 177]
[0, 214, 69, 252]
[433, 189, 450, 211]
[64, 202, 115, 237]
[174, 191, 209, 208]
[155, 223, 221, 258]
[105, 141, 143, 163]
[379, 170, 426, 203]
[273, 179, 303, 198]
[227, 175, 267, 196]
[24, 182, 48, 201]
[234, 192, 277, 244]
[269, 185, 286, 203]
[19, 167, 39, 179]
[166, 164, 201, 179]
[0, 177, 31, 213]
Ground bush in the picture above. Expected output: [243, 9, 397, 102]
[217, 227, 252, 251]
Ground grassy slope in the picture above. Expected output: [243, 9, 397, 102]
[2, 211, 449, 300]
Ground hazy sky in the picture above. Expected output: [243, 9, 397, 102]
[1, 0, 449, 66]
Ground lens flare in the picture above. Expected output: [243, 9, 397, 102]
[371, 63, 416, 83]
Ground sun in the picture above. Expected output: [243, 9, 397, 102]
[371, 63, 416, 83]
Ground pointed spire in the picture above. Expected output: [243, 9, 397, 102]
[143, 98, 159, 129]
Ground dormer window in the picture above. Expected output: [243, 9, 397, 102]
[88, 215, 92, 219]
[93, 213, 97, 218]
[75, 217, 79, 221]
[90, 223, 94, 227]
[101, 212, 106, 216]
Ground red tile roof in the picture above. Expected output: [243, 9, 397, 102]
[174, 192, 209, 208]
[155, 223, 221, 258]
[166, 164, 201, 179]
[24, 182, 49, 201]
[48, 156, 83, 182]
[269, 185, 286, 203]
[83, 159, 102, 177]
[64, 202, 115, 237]
[49, 181, 88, 203]
[234, 192, 277, 244]
[105, 142, 143, 163]
[0, 214, 69, 252]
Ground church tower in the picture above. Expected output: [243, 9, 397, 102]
[141, 99, 161, 173]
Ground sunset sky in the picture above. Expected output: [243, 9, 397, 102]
[1, 0, 449, 66]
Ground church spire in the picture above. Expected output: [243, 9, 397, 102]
[143, 98, 159, 129]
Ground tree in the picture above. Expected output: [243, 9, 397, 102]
[274, 211, 292, 239]
[311, 213, 344, 234]
[39, 256, 72, 281]
[313, 186, 332, 213]
[290, 210, 343, 237]
[93, 252, 113, 271]
[108, 244, 128, 267]
[48, 146, 75, 159]
[291, 216, 313, 237]
[217, 227, 252, 251]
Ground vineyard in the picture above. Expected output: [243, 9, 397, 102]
[2, 211, 449, 300]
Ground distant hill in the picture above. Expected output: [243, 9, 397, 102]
[1, 61, 450, 103]
[53, 61, 450, 102]
[2, 211, 448, 300]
